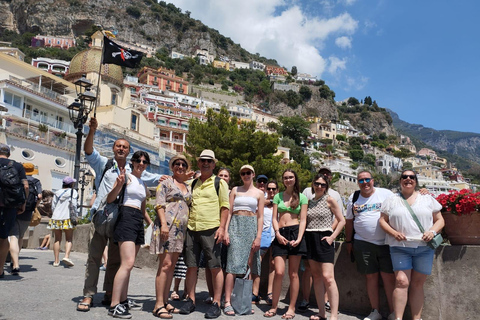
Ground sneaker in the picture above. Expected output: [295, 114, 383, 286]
[179, 297, 195, 315]
[108, 303, 132, 319]
[252, 294, 260, 303]
[325, 301, 331, 311]
[53, 262, 60, 267]
[364, 309, 382, 320]
[297, 299, 310, 313]
[204, 296, 213, 304]
[0, 272, 4, 278]
[62, 257, 74, 267]
[100, 264, 107, 271]
[205, 302, 221, 319]
[122, 299, 142, 311]
[11, 267, 20, 276]
[387, 312, 396, 320]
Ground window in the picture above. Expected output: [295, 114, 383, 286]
[55, 157, 66, 167]
[22, 149, 34, 160]
[131, 113, 138, 131]
[3, 92, 21, 108]
[111, 92, 117, 105]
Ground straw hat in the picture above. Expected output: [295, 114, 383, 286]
[23, 163, 38, 175]
[196, 149, 218, 163]
[169, 154, 190, 171]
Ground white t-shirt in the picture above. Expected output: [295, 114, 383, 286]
[346, 188, 394, 245]
[302, 187, 345, 216]
[381, 193, 442, 248]
[263, 205, 275, 243]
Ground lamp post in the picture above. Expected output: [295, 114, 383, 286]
[68, 74, 96, 193]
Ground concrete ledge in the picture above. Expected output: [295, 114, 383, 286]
[25, 223, 480, 320]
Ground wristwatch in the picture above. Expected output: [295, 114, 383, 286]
[429, 230, 437, 236]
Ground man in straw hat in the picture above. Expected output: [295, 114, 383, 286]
[180, 149, 229, 319]
[8, 163, 42, 276]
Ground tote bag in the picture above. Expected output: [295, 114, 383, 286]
[231, 268, 253, 315]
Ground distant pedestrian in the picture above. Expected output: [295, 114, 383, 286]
[0, 144, 28, 279]
[9, 162, 42, 276]
[48, 176, 78, 267]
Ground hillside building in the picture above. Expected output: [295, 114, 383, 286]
[31, 57, 70, 78]
[137, 66, 189, 94]
[31, 35, 76, 50]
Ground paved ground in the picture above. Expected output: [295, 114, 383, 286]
[0, 249, 363, 320]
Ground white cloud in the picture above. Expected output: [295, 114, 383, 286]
[335, 36, 352, 49]
[339, 0, 357, 6]
[169, 0, 358, 77]
[345, 75, 368, 90]
[327, 56, 347, 74]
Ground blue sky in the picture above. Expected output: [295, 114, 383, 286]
[170, 0, 480, 133]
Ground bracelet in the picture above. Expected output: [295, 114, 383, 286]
[429, 230, 437, 236]
[274, 230, 279, 234]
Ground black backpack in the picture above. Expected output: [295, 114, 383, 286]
[191, 176, 221, 196]
[0, 160, 26, 207]
[25, 178, 39, 212]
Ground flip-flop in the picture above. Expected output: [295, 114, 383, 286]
[281, 313, 295, 319]
[165, 304, 180, 314]
[310, 314, 327, 320]
[153, 307, 173, 319]
[224, 304, 235, 316]
[170, 291, 180, 300]
[76, 297, 93, 312]
[264, 309, 277, 317]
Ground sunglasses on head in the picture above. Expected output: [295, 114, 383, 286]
[173, 161, 187, 168]
[241, 171, 252, 176]
[132, 159, 149, 164]
[401, 174, 416, 180]
[200, 159, 214, 163]
[267, 187, 277, 191]
[313, 182, 327, 188]
[358, 178, 372, 184]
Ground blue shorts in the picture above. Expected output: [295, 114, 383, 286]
[390, 246, 434, 275]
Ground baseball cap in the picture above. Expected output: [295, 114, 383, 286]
[63, 176, 76, 185]
[256, 174, 268, 182]
[239, 165, 255, 174]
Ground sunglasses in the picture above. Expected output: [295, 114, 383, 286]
[358, 178, 372, 184]
[241, 171, 252, 176]
[173, 162, 187, 168]
[200, 159, 214, 163]
[401, 174, 416, 180]
[283, 175, 295, 180]
[267, 187, 277, 191]
[132, 159, 149, 165]
[313, 182, 327, 188]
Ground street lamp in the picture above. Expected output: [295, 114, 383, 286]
[68, 74, 96, 192]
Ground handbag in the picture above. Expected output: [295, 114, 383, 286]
[68, 189, 78, 226]
[401, 196, 443, 249]
[231, 267, 253, 315]
[29, 208, 42, 226]
[92, 182, 126, 238]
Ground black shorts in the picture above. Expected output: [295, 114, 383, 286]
[305, 231, 335, 263]
[0, 207, 17, 239]
[272, 224, 307, 258]
[113, 206, 144, 245]
[184, 228, 222, 269]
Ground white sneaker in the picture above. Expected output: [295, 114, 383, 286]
[387, 311, 396, 320]
[364, 309, 382, 320]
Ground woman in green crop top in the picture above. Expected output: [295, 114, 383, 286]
[264, 169, 307, 319]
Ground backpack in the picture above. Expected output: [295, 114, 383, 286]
[95, 158, 115, 191]
[191, 176, 221, 196]
[25, 178, 39, 212]
[351, 190, 361, 216]
[0, 160, 26, 207]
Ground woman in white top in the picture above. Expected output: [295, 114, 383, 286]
[48, 176, 78, 267]
[379, 170, 444, 320]
[108, 151, 153, 318]
[223, 165, 264, 316]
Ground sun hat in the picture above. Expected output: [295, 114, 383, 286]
[239, 165, 255, 174]
[196, 149, 218, 163]
[23, 163, 38, 175]
[169, 154, 190, 171]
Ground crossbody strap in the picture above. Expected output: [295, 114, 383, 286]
[400, 194, 425, 233]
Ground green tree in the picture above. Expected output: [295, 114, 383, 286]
[363, 153, 377, 166]
[402, 161, 413, 170]
[185, 108, 280, 186]
[299, 86, 312, 101]
[347, 97, 360, 106]
[349, 149, 364, 162]
[364, 96, 372, 106]
[291, 66, 298, 76]
[278, 116, 310, 145]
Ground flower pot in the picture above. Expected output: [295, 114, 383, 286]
[442, 212, 480, 245]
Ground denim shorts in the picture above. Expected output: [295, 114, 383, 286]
[390, 246, 435, 275]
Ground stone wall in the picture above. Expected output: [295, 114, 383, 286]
[25, 221, 480, 320]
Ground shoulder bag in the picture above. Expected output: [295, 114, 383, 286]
[231, 267, 253, 315]
[69, 188, 78, 226]
[401, 196, 443, 249]
[92, 182, 126, 238]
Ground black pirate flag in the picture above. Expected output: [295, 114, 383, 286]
[102, 36, 143, 68]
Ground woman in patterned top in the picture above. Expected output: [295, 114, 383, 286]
[306, 173, 345, 320]
[150, 154, 192, 319]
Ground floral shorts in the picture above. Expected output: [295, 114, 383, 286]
[47, 219, 75, 230]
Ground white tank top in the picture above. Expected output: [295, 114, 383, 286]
[123, 174, 146, 209]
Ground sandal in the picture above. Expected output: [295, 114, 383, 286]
[224, 303, 235, 316]
[281, 313, 295, 319]
[310, 314, 327, 320]
[153, 306, 173, 319]
[265, 292, 273, 305]
[264, 309, 277, 317]
[76, 297, 93, 312]
[165, 303, 180, 314]
[170, 291, 180, 301]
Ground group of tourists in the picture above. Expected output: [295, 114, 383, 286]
[0, 115, 443, 320]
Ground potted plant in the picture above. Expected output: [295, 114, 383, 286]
[436, 189, 480, 245]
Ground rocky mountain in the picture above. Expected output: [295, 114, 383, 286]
[389, 110, 480, 167]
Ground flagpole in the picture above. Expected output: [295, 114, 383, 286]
[93, 32, 105, 117]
